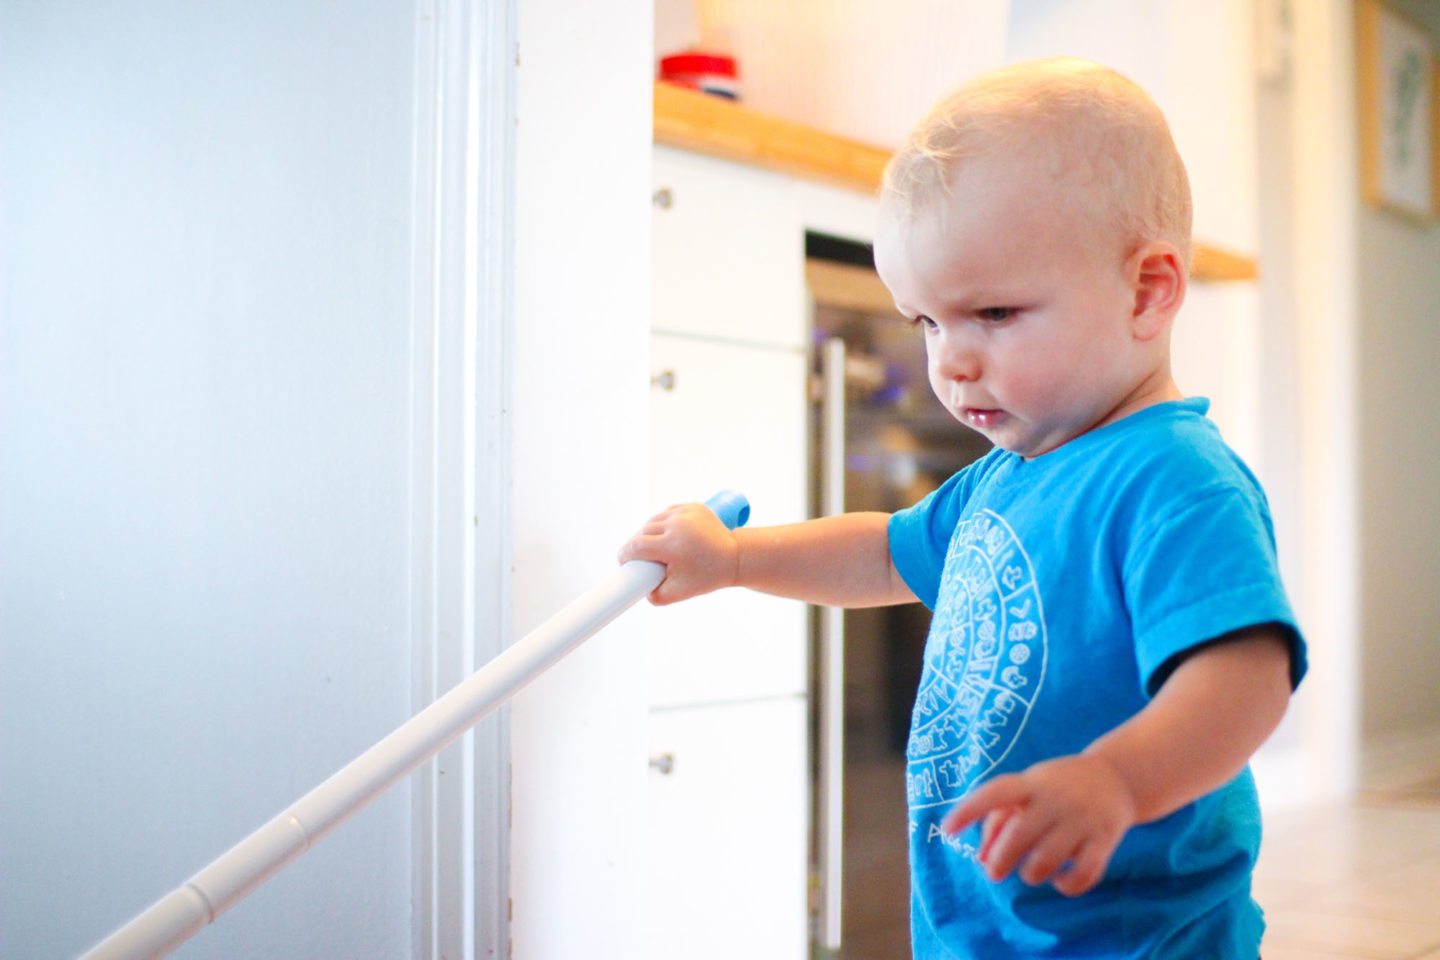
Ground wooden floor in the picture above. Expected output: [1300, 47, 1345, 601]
[1256, 786, 1440, 960]
[834, 754, 1440, 959]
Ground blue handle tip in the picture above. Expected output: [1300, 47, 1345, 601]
[704, 490, 750, 530]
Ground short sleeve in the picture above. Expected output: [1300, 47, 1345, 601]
[888, 455, 997, 609]
[1125, 485, 1307, 696]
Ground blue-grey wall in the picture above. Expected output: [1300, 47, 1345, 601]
[1, 3, 419, 955]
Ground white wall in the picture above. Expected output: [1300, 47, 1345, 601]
[1284, 0, 1363, 800]
[508, 0, 654, 957]
[1006, 0, 1265, 454]
[1008, 0, 1261, 253]
[685, 0, 1010, 150]
[0, 3, 419, 956]
[1253, 0, 1309, 786]
[1006, 0, 1440, 811]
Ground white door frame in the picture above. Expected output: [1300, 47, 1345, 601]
[409, 0, 516, 956]
[1287, 0, 1361, 804]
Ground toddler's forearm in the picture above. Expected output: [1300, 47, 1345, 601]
[736, 512, 917, 608]
[1082, 627, 1293, 824]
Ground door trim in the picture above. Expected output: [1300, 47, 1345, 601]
[409, 0, 516, 956]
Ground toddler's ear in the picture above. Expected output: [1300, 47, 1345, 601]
[1128, 242, 1187, 340]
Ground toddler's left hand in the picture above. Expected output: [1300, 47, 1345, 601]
[941, 754, 1138, 897]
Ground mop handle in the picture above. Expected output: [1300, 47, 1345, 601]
[80, 491, 750, 960]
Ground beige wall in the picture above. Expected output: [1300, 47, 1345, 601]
[1355, 0, 1440, 743]
[1357, 193, 1440, 739]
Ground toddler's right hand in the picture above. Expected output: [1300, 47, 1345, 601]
[618, 502, 741, 605]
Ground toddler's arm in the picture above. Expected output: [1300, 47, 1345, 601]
[618, 503, 917, 608]
[942, 627, 1293, 897]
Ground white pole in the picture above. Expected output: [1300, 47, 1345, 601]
[81, 492, 748, 960]
[818, 337, 846, 951]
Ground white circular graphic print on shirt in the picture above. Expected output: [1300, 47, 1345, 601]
[906, 509, 1048, 811]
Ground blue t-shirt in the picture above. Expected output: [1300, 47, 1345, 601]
[888, 398, 1306, 960]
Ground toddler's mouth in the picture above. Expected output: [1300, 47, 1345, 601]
[962, 408, 1005, 429]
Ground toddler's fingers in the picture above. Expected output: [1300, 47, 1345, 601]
[979, 807, 1014, 863]
[1017, 822, 1087, 887]
[621, 504, 687, 543]
[617, 533, 663, 564]
[1050, 838, 1112, 897]
[645, 573, 677, 606]
[942, 775, 1030, 836]
[651, 571, 717, 606]
[979, 806, 1055, 883]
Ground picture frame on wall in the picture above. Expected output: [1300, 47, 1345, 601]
[1357, 0, 1438, 220]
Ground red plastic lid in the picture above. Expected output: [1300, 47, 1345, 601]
[660, 51, 737, 78]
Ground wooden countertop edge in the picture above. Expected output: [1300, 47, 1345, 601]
[653, 80, 888, 195]
[1190, 244, 1260, 282]
[654, 81, 1259, 284]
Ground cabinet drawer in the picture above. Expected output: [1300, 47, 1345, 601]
[652, 146, 806, 348]
[646, 698, 809, 959]
[646, 333, 808, 706]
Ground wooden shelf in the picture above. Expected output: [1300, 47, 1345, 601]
[653, 81, 1258, 283]
[1190, 244, 1259, 282]
[653, 81, 888, 194]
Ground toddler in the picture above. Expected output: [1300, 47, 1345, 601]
[621, 58, 1305, 959]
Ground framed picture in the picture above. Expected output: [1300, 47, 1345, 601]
[1357, 0, 1437, 220]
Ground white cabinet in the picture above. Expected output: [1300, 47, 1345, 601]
[652, 146, 807, 349]
[644, 334, 808, 707]
[646, 147, 813, 958]
[645, 698, 809, 960]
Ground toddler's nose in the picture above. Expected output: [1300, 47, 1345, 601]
[930, 330, 981, 382]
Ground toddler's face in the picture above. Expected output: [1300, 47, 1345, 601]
[875, 155, 1154, 460]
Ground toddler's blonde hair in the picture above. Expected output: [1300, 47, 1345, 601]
[882, 58, 1193, 269]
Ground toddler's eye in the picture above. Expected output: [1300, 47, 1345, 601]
[909, 315, 938, 332]
[976, 307, 1016, 323]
